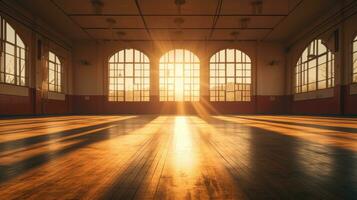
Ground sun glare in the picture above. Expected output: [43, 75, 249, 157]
[159, 49, 200, 101]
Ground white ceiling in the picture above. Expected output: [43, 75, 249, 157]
[14, 0, 339, 42]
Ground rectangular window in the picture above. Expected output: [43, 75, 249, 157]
[0, 17, 27, 86]
[353, 37, 357, 83]
[48, 51, 63, 93]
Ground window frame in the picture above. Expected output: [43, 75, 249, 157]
[0, 16, 28, 86]
[48, 51, 63, 93]
[108, 49, 150, 102]
[352, 35, 357, 83]
[295, 39, 335, 94]
[209, 49, 252, 102]
[159, 49, 200, 102]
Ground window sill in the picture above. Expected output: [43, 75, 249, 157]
[0, 83, 29, 96]
[350, 83, 357, 95]
[48, 92, 65, 101]
[294, 88, 334, 101]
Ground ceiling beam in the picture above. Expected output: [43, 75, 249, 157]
[83, 27, 274, 30]
[134, 0, 152, 40]
[68, 14, 288, 17]
[49, 0, 93, 40]
[262, 0, 304, 41]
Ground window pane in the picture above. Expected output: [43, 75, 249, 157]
[108, 49, 150, 101]
[209, 49, 251, 101]
[1, 19, 27, 86]
[159, 49, 199, 102]
[295, 39, 334, 93]
[48, 52, 63, 92]
[6, 23, 15, 44]
[5, 54, 15, 74]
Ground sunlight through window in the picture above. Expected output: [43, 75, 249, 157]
[0, 16, 27, 86]
[295, 39, 334, 93]
[48, 51, 62, 92]
[353, 35, 357, 83]
[209, 49, 251, 101]
[159, 49, 200, 101]
[108, 49, 150, 102]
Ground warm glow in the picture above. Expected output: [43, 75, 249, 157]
[159, 49, 200, 101]
[108, 49, 150, 102]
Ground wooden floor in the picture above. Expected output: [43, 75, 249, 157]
[0, 115, 356, 199]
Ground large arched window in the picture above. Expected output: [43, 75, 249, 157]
[159, 49, 200, 101]
[0, 16, 27, 86]
[353, 35, 357, 83]
[209, 49, 251, 101]
[48, 51, 62, 92]
[108, 49, 150, 102]
[295, 39, 334, 93]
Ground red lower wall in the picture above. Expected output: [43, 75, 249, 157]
[72, 95, 288, 115]
[1, 85, 357, 116]
[0, 93, 33, 115]
[344, 85, 357, 115]
[0, 88, 72, 116]
[291, 86, 341, 115]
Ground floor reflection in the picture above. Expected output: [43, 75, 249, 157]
[0, 115, 356, 199]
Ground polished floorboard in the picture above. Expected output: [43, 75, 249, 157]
[0, 115, 356, 199]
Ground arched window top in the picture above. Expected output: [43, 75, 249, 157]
[299, 39, 330, 63]
[159, 49, 200, 101]
[209, 48, 252, 102]
[159, 49, 199, 63]
[210, 49, 251, 63]
[49, 51, 61, 64]
[0, 16, 27, 86]
[109, 49, 149, 63]
[108, 49, 150, 102]
[295, 39, 335, 93]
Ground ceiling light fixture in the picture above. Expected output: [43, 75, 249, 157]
[174, 17, 185, 27]
[91, 0, 104, 14]
[240, 17, 251, 29]
[117, 31, 126, 38]
[231, 31, 240, 41]
[251, 0, 263, 14]
[106, 18, 116, 26]
[175, 0, 186, 14]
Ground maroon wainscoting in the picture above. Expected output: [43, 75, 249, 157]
[0, 88, 73, 116]
[344, 85, 357, 115]
[256, 95, 289, 114]
[0, 93, 33, 115]
[42, 98, 71, 115]
[72, 95, 267, 114]
[291, 86, 341, 115]
[73, 95, 105, 114]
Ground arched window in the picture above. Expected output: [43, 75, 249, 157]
[209, 49, 251, 101]
[295, 39, 334, 93]
[353, 35, 357, 83]
[108, 49, 150, 102]
[159, 49, 200, 101]
[48, 51, 62, 92]
[0, 16, 27, 86]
